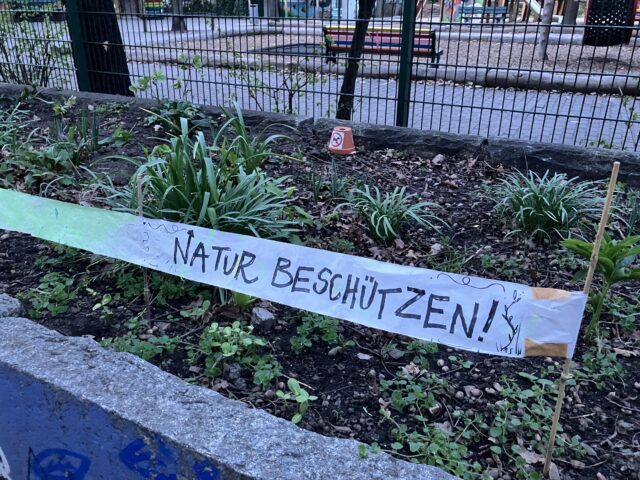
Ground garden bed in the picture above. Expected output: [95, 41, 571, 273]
[0, 90, 639, 480]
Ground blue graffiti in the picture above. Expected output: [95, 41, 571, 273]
[119, 438, 178, 480]
[29, 448, 91, 480]
[120, 438, 220, 480]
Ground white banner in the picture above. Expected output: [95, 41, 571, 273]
[0, 189, 587, 358]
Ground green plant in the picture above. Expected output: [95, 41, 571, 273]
[480, 253, 525, 280]
[307, 160, 349, 202]
[101, 333, 177, 361]
[88, 291, 114, 321]
[180, 299, 211, 319]
[340, 185, 445, 244]
[251, 356, 282, 388]
[385, 416, 483, 478]
[130, 56, 206, 133]
[0, 101, 40, 187]
[562, 234, 640, 339]
[229, 60, 324, 115]
[128, 119, 306, 241]
[231, 291, 256, 310]
[143, 100, 207, 135]
[327, 159, 349, 199]
[380, 371, 447, 413]
[380, 366, 583, 479]
[494, 170, 603, 241]
[422, 237, 471, 274]
[276, 378, 318, 424]
[308, 172, 325, 202]
[6, 110, 112, 190]
[107, 126, 134, 147]
[604, 294, 639, 331]
[624, 190, 640, 236]
[328, 238, 355, 253]
[19, 272, 77, 317]
[447, 354, 473, 369]
[196, 320, 267, 378]
[290, 313, 354, 354]
[214, 102, 294, 175]
[50, 95, 77, 117]
[574, 339, 624, 389]
[0, 14, 72, 87]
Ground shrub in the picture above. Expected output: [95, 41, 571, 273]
[340, 185, 445, 244]
[128, 119, 306, 241]
[494, 170, 603, 241]
[214, 102, 294, 175]
[562, 233, 640, 339]
[0, 13, 72, 87]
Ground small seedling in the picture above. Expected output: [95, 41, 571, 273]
[276, 378, 317, 424]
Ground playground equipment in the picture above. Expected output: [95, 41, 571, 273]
[278, 0, 334, 18]
[520, 0, 563, 22]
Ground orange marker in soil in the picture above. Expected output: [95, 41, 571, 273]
[328, 126, 356, 155]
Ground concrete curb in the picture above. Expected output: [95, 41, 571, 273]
[0, 316, 457, 480]
[0, 293, 22, 318]
[1, 84, 638, 185]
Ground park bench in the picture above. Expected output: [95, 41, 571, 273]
[11, 0, 62, 21]
[322, 25, 442, 66]
[458, 5, 508, 23]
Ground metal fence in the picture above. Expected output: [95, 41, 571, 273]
[1, 0, 639, 151]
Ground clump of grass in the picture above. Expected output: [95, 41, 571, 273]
[494, 170, 603, 241]
[110, 118, 307, 241]
[340, 185, 445, 244]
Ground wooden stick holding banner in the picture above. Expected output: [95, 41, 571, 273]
[137, 174, 152, 324]
[543, 161, 620, 477]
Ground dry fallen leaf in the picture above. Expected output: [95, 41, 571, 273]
[548, 462, 561, 480]
[613, 347, 639, 357]
[518, 450, 544, 465]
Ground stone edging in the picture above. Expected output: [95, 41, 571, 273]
[0, 315, 456, 480]
[1, 83, 638, 185]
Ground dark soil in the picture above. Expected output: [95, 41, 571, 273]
[1, 93, 639, 480]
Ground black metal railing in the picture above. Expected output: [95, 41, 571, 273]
[1, 0, 639, 151]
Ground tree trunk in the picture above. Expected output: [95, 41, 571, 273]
[562, 0, 579, 25]
[119, 0, 140, 14]
[336, 0, 375, 120]
[72, 0, 133, 95]
[172, 0, 187, 32]
[535, 0, 554, 61]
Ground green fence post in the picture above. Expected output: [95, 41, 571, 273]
[395, 0, 416, 128]
[65, 0, 91, 92]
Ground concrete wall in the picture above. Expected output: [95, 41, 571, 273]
[0, 316, 456, 480]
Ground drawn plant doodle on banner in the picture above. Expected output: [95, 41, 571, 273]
[28, 448, 91, 480]
[0, 446, 12, 480]
[498, 290, 524, 356]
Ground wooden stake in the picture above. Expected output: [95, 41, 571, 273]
[542, 161, 620, 477]
[136, 174, 152, 324]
